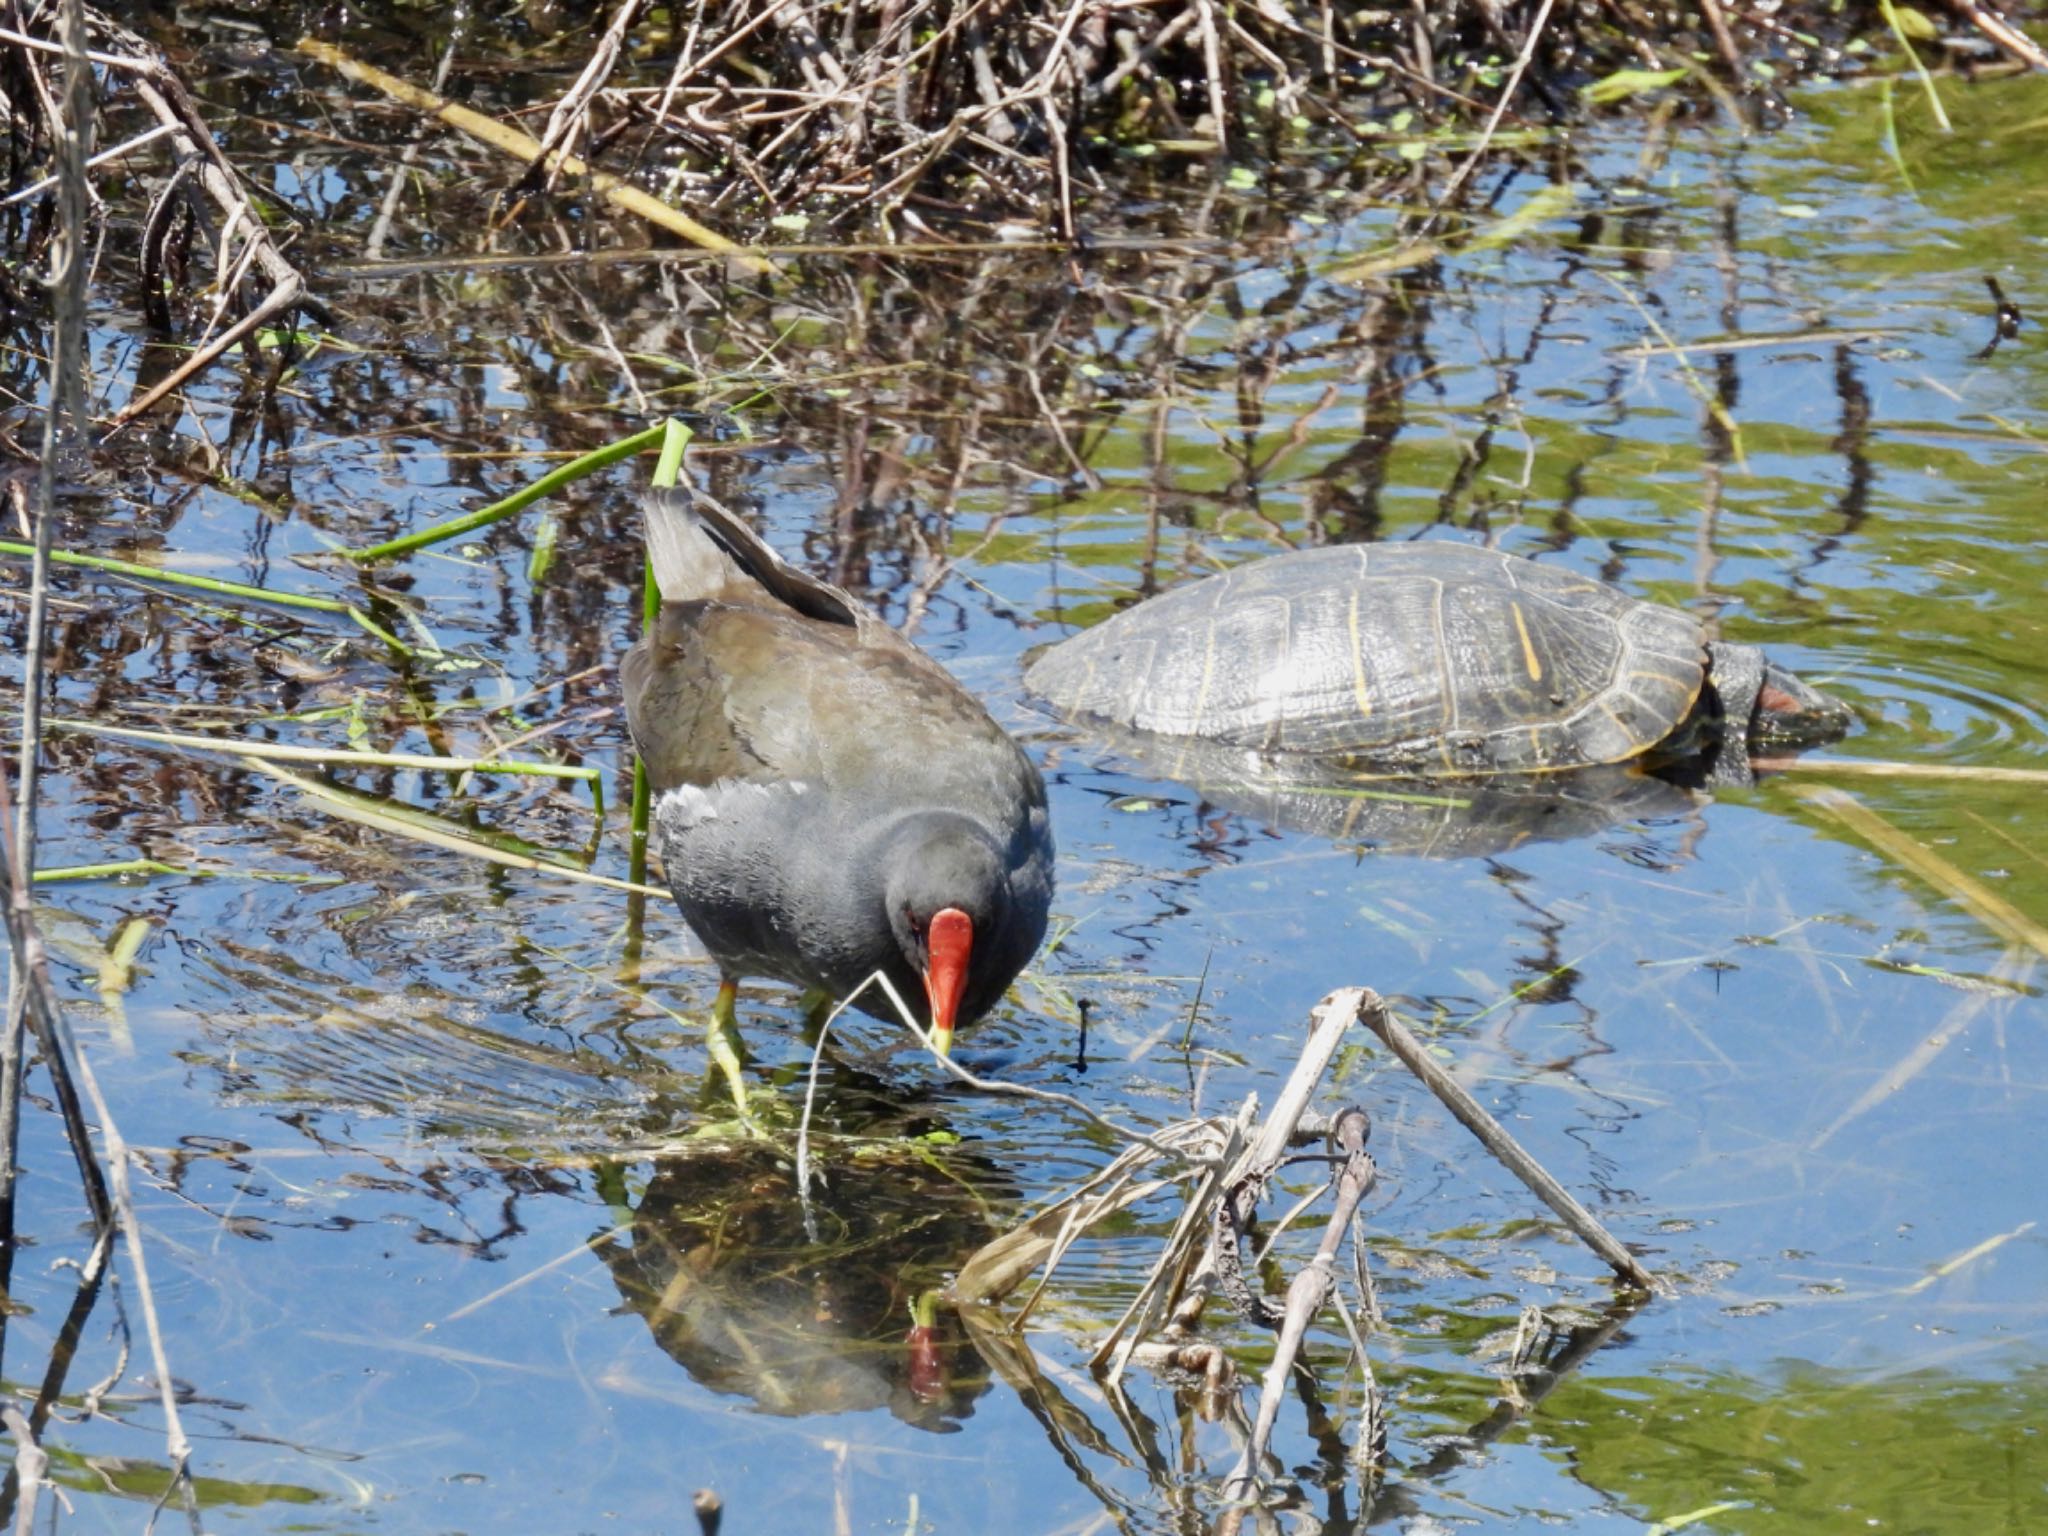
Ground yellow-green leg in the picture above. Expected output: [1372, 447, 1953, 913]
[705, 977, 761, 1131]
[797, 986, 835, 1040]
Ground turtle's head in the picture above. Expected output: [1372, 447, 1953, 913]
[1705, 642, 1852, 762]
[1749, 660, 1853, 750]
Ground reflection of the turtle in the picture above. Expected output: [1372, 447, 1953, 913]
[593, 1078, 1018, 1431]
[1067, 720, 1713, 861]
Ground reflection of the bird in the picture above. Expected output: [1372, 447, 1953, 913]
[594, 1099, 1019, 1431]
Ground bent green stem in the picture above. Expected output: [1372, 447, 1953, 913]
[0, 539, 418, 655]
[46, 717, 598, 786]
[339, 422, 671, 564]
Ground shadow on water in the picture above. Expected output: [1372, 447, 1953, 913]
[3, 10, 2048, 1532]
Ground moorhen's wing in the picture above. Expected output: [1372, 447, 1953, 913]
[624, 593, 1044, 839]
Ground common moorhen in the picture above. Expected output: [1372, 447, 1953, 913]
[622, 483, 1053, 1056]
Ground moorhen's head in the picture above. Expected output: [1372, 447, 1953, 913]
[881, 814, 1019, 1057]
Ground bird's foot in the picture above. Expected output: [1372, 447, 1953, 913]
[703, 978, 772, 1135]
[704, 978, 798, 1138]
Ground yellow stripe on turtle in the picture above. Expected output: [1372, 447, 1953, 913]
[1596, 699, 1652, 759]
[1188, 624, 1218, 735]
[1632, 668, 1698, 694]
[1346, 590, 1373, 718]
[1509, 601, 1544, 684]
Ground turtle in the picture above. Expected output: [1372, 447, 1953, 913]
[1024, 540, 1850, 782]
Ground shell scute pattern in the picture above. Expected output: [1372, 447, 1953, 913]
[1028, 542, 1711, 773]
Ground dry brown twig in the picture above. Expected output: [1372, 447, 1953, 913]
[294, 37, 772, 274]
[0, 14, 326, 431]
[1945, 0, 2048, 70]
[3, 0, 110, 1246]
[1361, 1002, 1656, 1289]
[1422, 0, 1559, 233]
[1217, 1104, 1382, 1519]
[525, 0, 648, 196]
[945, 979, 1659, 1517]
[1696, 0, 1746, 79]
[1135, 988, 1371, 1367]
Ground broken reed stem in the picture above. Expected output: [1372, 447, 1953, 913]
[0, 1403, 47, 1535]
[0, 538, 351, 610]
[1245, 988, 1372, 1171]
[241, 757, 669, 897]
[0, 119, 172, 207]
[28, 858, 332, 884]
[32, 859, 199, 883]
[1362, 1004, 1656, 1289]
[1944, 0, 2048, 69]
[1423, 0, 1558, 228]
[0, 538, 415, 652]
[1094, 988, 1368, 1380]
[526, 0, 645, 192]
[0, 768, 116, 1284]
[43, 717, 599, 784]
[18, 0, 98, 896]
[340, 421, 671, 563]
[1089, 1110, 1247, 1379]
[1220, 1108, 1378, 1515]
[293, 39, 770, 275]
[1761, 755, 2048, 787]
[108, 272, 305, 429]
[1697, 0, 1746, 78]
[1795, 783, 2048, 962]
[93, 26, 326, 431]
[1881, 0, 1953, 131]
[65, 1030, 201, 1530]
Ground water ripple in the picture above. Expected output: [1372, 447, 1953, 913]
[1814, 650, 2048, 765]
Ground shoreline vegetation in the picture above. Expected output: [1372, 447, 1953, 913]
[294, 0, 2048, 243]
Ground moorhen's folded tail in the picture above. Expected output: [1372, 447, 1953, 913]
[642, 484, 858, 627]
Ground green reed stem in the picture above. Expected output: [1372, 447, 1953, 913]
[30, 859, 339, 885]
[340, 422, 671, 564]
[0, 539, 417, 655]
[44, 718, 598, 784]
[245, 757, 668, 897]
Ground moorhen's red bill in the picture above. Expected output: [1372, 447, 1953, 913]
[621, 485, 1053, 1054]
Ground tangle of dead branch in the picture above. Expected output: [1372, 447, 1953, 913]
[486, 0, 2044, 233]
